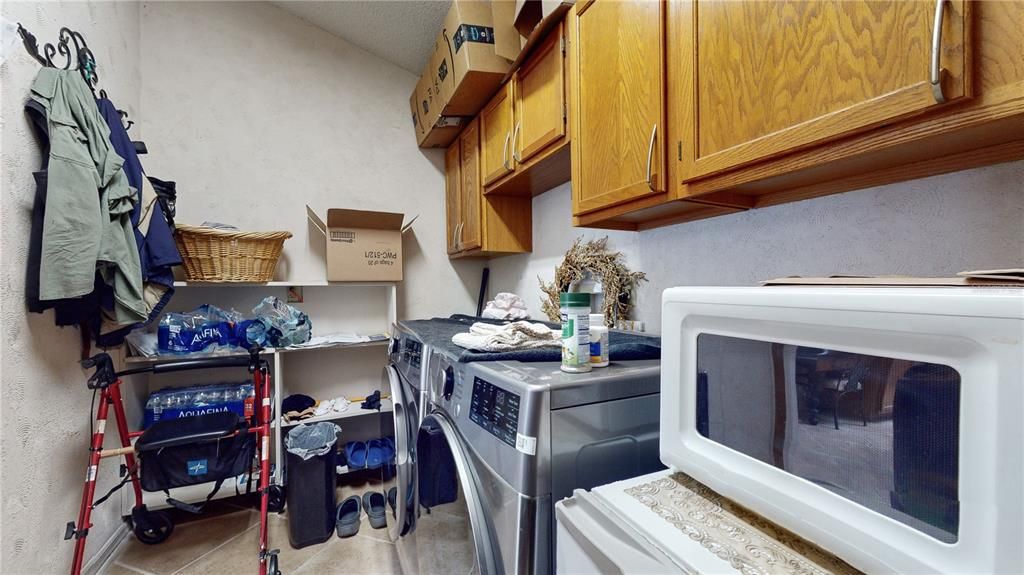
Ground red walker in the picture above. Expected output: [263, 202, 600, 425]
[69, 348, 282, 575]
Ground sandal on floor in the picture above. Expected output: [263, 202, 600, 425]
[336, 496, 361, 538]
[387, 486, 397, 515]
[345, 441, 367, 470]
[363, 491, 387, 529]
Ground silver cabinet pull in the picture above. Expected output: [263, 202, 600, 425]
[452, 223, 459, 248]
[645, 123, 658, 191]
[931, 0, 949, 103]
[457, 222, 464, 246]
[512, 121, 522, 163]
[502, 131, 511, 171]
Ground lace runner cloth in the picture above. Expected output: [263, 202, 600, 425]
[625, 473, 861, 575]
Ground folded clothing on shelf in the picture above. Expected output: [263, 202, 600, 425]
[282, 394, 362, 423]
[314, 397, 351, 417]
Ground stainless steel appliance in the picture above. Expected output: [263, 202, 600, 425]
[401, 345, 662, 575]
[382, 323, 428, 567]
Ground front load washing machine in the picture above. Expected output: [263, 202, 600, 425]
[400, 348, 662, 574]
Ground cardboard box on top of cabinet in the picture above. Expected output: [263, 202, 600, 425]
[432, 0, 513, 115]
[490, 0, 522, 60]
[305, 206, 417, 282]
[412, 64, 464, 148]
[512, 0, 573, 41]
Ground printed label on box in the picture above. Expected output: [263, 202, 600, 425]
[365, 250, 399, 267]
[331, 230, 355, 243]
[453, 24, 495, 53]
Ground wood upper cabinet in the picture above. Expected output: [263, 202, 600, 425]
[459, 118, 482, 252]
[444, 141, 462, 255]
[673, 0, 972, 181]
[571, 0, 666, 215]
[514, 24, 566, 164]
[482, 21, 572, 198]
[445, 118, 532, 258]
[480, 83, 515, 186]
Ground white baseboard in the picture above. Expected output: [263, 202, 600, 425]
[82, 523, 132, 575]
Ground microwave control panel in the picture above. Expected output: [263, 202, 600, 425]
[469, 377, 521, 448]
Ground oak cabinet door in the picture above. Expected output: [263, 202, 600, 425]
[572, 0, 666, 215]
[514, 23, 566, 165]
[480, 83, 515, 186]
[445, 142, 462, 255]
[673, 0, 972, 181]
[459, 119, 483, 251]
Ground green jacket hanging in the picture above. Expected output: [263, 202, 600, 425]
[30, 68, 146, 325]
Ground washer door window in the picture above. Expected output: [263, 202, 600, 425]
[416, 413, 496, 575]
[382, 366, 416, 542]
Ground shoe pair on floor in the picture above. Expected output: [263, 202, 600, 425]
[336, 487, 398, 538]
[343, 437, 395, 470]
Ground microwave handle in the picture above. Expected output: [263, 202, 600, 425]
[696, 371, 709, 438]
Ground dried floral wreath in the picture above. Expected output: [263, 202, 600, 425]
[538, 237, 646, 325]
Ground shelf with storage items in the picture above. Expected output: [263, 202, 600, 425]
[123, 338, 390, 366]
[118, 282, 397, 514]
[278, 398, 392, 428]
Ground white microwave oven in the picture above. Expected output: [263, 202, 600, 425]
[661, 286, 1023, 574]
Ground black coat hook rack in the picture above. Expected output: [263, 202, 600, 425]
[17, 23, 137, 133]
[17, 23, 99, 92]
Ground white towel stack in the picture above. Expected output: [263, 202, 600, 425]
[452, 321, 561, 352]
[482, 292, 530, 320]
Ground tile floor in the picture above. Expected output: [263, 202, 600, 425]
[105, 477, 406, 575]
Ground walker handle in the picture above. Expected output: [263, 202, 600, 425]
[82, 353, 117, 390]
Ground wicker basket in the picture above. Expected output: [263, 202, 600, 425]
[174, 224, 292, 282]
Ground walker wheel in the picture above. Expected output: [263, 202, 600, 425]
[267, 485, 285, 513]
[133, 509, 174, 545]
[268, 553, 281, 575]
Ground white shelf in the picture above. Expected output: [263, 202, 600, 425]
[124, 338, 389, 365]
[173, 280, 397, 288]
[280, 399, 392, 428]
[121, 278, 399, 516]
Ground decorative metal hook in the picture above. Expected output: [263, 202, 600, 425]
[17, 23, 99, 91]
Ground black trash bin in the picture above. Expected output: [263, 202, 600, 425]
[285, 422, 340, 548]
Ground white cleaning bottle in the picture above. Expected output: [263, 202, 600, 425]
[589, 313, 609, 368]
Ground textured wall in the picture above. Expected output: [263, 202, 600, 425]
[138, 1, 484, 320]
[488, 160, 1024, 332]
[0, 2, 142, 573]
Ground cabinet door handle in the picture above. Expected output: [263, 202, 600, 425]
[512, 121, 522, 163]
[502, 131, 511, 171]
[930, 0, 948, 103]
[457, 222, 464, 246]
[645, 123, 658, 191]
[452, 224, 459, 248]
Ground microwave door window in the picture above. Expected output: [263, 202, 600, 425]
[695, 334, 961, 543]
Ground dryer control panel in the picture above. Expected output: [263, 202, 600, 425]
[469, 377, 521, 448]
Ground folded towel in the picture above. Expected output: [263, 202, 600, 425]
[481, 292, 530, 320]
[452, 321, 561, 352]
